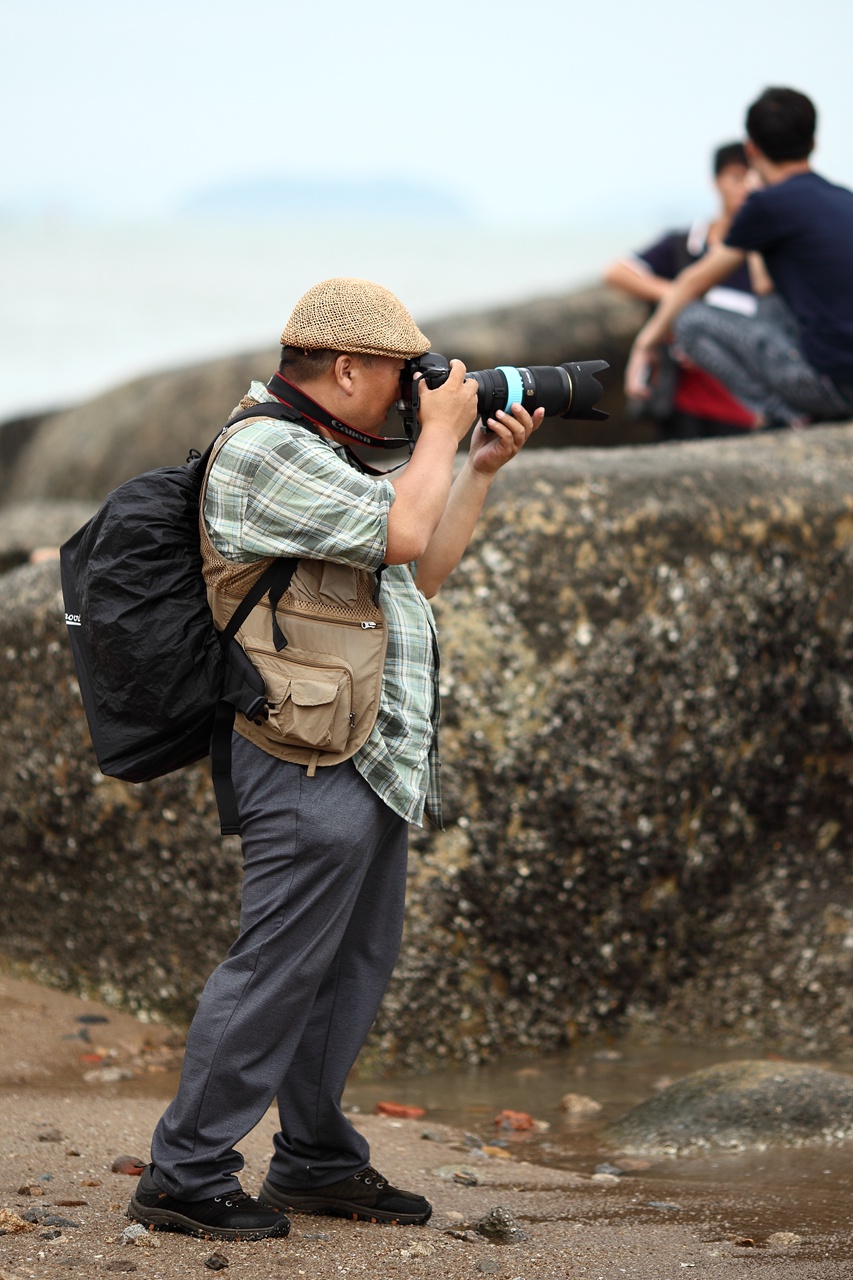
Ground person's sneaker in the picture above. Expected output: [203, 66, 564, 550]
[128, 1164, 291, 1240]
[259, 1165, 431, 1225]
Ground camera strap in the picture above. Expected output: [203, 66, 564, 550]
[266, 373, 414, 460]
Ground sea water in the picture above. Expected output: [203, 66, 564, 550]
[0, 214, 659, 423]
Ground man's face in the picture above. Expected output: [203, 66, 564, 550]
[715, 163, 751, 218]
[348, 355, 406, 431]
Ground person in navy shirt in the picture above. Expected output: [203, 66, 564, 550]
[606, 143, 767, 437]
[625, 88, 853, 427]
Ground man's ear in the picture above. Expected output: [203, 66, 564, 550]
[334, 354, 357, 396]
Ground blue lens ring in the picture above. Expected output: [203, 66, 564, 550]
[495, 366, 525, 415]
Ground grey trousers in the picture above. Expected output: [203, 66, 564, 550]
[150, 736, 409, 1199]
[673, 295, 853, 426]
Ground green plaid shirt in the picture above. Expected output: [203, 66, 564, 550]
[203, 382, 442, 828]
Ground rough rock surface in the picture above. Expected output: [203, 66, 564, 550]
[4, 350, 271, 504]
[3, 286, 645, 504]
[1, 424, 853, 1071]
[604, 1060, 853, 1154]
[0, 501, 96, 572]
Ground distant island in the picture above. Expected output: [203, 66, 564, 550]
[181, 174, 472, 223]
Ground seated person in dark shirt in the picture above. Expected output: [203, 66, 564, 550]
[625, 88, 853, 428]
[606, 143, 769, 438]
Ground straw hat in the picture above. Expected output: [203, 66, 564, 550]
[281, 278, 430, 358]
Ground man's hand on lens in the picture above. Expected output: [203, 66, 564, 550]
[416, 359, 479, 442]
[469, 402, 544, 476]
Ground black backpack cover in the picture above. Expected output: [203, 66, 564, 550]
[59, 403, 299, 832]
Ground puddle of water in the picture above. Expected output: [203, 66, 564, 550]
[342, 1035, 853, 1258]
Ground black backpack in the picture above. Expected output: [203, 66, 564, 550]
[59, 402, 302, 835]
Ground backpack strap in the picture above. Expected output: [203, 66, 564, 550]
[210, 556, 298, 835]
[200, 401, 307, 835]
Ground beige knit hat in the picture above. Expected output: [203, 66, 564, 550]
[280, 278, 430, 358]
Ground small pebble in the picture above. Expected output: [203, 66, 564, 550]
[734, 1236, 755, 1248]
[18, 1182, 45, 1197]
[104, 1263, 137, 1273]
[494, 1109, 535, 1131]
[40, 1230, 63, 1240]
[42, 1216, 81, 1228]
[594, 1162, 625, 1177]
[432, 1167, 479, 1182]
[404, 1241, 434, 1258]
[591, 1173, 620, 1186]
[476, 1261, 500, 1275]
[645, 1201, 683, 1211]
[767, 1231, 802, 1249]
[0, 1208, 37, 1235]
[37, 1128, 64, 1143]
[121, 1224, 149, 1246]
[374, 1101, 426, 1119]
[302, 1232, 330, 1241]
[477, 1205, 527, 1243]
[83, 1066, 134, 1084]
[559, 1093, 602, 1116]
[111, 1157, 146, 1177]
[77, 1014, 109, 1024]
[204, 1252, 230, 1271]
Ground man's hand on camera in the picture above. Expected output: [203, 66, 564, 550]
[416, 359, 478, 443]
[469, 402, 544, 475]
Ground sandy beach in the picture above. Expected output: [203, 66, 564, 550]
[0, 973, 850, 1279]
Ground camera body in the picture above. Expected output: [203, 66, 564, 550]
[397, 353, 609, 439]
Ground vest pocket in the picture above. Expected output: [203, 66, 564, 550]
[242, 644, 354, 753]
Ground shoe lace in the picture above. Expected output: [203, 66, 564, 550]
[354, 1166, 387, 1189]
[213, 1190, 252, 1209]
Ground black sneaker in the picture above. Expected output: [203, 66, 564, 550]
[259, 1165, 431, 1225]
[128, 1164, 291, 1241]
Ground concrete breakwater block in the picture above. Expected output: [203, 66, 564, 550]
[603, 1060, 853, 1155]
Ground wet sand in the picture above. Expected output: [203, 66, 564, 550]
[0, 974, 850, 1279]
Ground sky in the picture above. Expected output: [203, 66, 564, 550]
[3, 0, 853, 229]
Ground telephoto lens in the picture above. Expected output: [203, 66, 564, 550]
[399, 354, 609, 427]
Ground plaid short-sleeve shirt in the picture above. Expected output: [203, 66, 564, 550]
[203, 382, 442, 828]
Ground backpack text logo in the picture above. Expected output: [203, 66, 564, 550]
[65, 612, 82, 627]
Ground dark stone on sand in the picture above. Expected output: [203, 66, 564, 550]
[203, 1253, 229, 1271]
[605, 1060, 853, 1155]
[2, 426, 853, 1070]
[477, 1205, 527, 1243]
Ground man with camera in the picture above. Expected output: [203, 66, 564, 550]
[625, 87, 853, 428]
[129, 277, 544, 1242]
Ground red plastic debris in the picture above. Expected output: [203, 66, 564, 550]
[110, 1155, 147, 1176]
[494, 1109, 535, 1131]
[374, 1101, 427, 1119]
